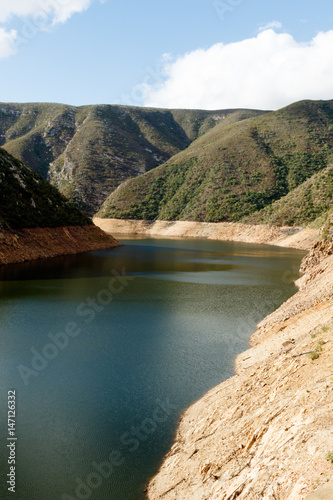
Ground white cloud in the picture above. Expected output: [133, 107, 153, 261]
[0, 28, 17, 58]
[0, 0, 95, 59]
[0, 0, 93, 24]
[259, 21, 282, 31]
[141, 29, 333, 111]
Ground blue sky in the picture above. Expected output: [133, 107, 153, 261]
[0, 0, 333, 109]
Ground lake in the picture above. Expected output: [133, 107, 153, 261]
[0, 236, 305, 500]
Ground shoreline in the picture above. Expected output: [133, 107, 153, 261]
[0, 225, 121, 266]
[93, 218, 319, 250]
[95, 218, 332, 500]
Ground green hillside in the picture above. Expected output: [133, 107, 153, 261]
[0, 148, 90, 229]
[0, 103, 265, 214]
[97, 100, 333, 223]
[244, 164, 333, 226]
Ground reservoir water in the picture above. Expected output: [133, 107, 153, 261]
[0, 236, 305, 500]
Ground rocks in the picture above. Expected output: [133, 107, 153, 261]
[147, 240, 333, 500]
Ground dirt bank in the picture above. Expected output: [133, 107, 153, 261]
[0, 225, 120, 265]
[93, 218, 319, 250]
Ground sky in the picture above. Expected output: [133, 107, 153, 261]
[0, 0, 333, 110]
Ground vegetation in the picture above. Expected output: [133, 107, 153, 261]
[245, 164, 333, 226]
[98, 99, 333, 224]
[321, 210, 333, 241]
[0, 148, 90, 229]
[2, 99, 333, 226]
[307, 340, 325, 361]
[0, 103, 263, 214]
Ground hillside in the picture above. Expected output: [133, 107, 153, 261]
[244, 164, 333, 226]
[98, 99, 333, 224]
[0, 103, 265, 214]
[0, 148, 90, 229]
[0, 148, 120, 264]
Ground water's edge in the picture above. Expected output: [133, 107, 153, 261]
[0, 225, 121, 265]
[93, 218, 319, 250]
[129, 227, 333, 498]
[93, 219, 333, 499]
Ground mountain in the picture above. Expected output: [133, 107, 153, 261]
[97, 99, 333, 224]
[0, 147, 90, 229]
[244, 163, 333, 227]
[0, 103, 266, 214]
[0, 147, 120, 264]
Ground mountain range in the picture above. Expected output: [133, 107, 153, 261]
[0, 103, 265, 214]
[1, 99, 333, 228]
[98, 100, 333, 226]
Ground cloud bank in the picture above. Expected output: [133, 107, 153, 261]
[0, 0, 94, 58]
[141, 29, 333, 110]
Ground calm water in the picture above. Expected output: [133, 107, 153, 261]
[0, 237, 304, 500]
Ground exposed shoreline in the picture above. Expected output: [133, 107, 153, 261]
[0, 224, 121, 265]
[93, 218, 319, 250]
[95, 218, 333, 500]
[3, 217, 331, 498]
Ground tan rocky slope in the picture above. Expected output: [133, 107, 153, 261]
[94, 218, 319, 250]
[146, 230, 333, 499]
[0, 225, 120, 265]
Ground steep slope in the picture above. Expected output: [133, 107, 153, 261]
[244, 164, 333, 226]
[0, 148, 119, 264]
[147, 220, 333, 500]
[98, 99, 333, 222]
[0, 103, 265, 213]
[0, 148, 89, 229]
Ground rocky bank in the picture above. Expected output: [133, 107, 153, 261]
[0, 225, 121, 265]
[93, 218, 319, 250]
[94, 218, 333, 500]
[143, 224, 333, 499]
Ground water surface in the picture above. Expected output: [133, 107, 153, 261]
[0, 237, 304, 499]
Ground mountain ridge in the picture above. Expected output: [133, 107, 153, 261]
[98, 99, 333, 226]
[0, 102, 266, 213]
